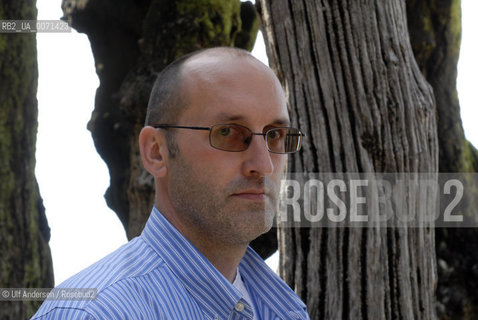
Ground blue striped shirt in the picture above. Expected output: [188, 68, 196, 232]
[32, 207, 309, 319]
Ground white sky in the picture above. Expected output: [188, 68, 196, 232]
[35, 0, 477, 285]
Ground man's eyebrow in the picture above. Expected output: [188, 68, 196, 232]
[271, 118, 291, 126]
[214, 113, 247, 122]
[214, 113, 291, 126]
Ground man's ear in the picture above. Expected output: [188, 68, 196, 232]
[139, 126, 169, 178]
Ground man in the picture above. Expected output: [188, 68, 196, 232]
[32, 47, 308, 319]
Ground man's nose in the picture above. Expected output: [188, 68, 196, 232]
[241, 135, 274, 177]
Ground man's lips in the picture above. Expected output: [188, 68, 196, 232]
[231, 190, 268, 201]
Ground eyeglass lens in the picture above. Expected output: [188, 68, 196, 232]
[209, 124, 301, 153]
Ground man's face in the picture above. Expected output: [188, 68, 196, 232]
[166, 55, 289, 246]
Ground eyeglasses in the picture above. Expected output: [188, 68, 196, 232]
[153, 123, 305, 154]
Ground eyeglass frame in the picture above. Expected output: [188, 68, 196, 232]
[152, 123, 305, 154]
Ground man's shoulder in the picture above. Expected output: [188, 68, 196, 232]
[30, 307, 95, 320]
[31, 236, 169, 319]
[58, 236, 165, 291]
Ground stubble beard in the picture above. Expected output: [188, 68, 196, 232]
[168, 154, 279, 247]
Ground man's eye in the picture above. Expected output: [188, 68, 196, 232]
[219, 127, 231, 136]
[268, 130, 281, 139]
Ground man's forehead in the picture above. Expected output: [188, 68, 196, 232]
[182, 55, 282, 97]
[178, 50, 288, 126]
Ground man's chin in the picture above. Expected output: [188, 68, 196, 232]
[236, 209, 275, 236]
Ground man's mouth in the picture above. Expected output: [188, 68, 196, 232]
[231, 190, 268, 201]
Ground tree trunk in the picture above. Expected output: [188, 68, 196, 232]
[0, 1, 54, 319]
[406, 1, 478, 319]
[258, 1, 438, 319]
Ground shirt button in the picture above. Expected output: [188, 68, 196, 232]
[234, 302, 245, 312]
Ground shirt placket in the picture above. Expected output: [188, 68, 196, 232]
[227, 298, 254, 320]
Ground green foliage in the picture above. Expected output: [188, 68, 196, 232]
[449, 0, 462, 59]
[176, 0, 241, 44]
[462, 140, 478, 173]
[142, 0, 257, 68]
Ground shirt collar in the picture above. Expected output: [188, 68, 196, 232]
[141, 207, 307, 319]
[239, 249, 307, 318]
[141, 207, 242, 319]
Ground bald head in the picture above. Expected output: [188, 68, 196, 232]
[145, 47, 265, 126]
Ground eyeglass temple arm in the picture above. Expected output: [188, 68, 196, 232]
[152, 124, 211, 131]
[250, 132, 306, 137]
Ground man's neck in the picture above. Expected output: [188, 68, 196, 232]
[192, 237, 247, 283]
[157, 204, 248, 283]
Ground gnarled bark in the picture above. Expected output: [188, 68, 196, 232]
[0, 1, 54, 318]
[258, 0, 438, 318]
[406, 1, 478, 318]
